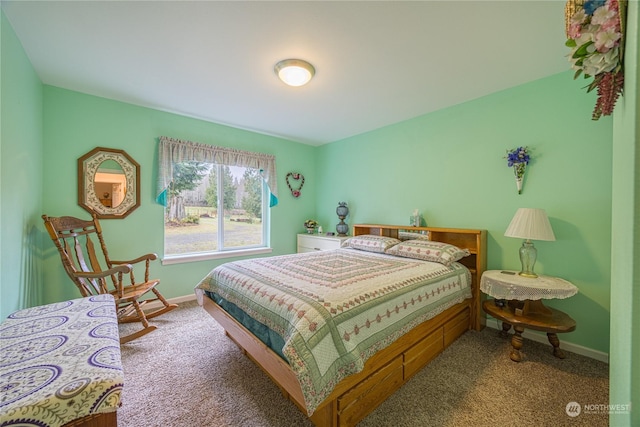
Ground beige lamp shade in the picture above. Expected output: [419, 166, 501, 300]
[504, 208, 556, 241]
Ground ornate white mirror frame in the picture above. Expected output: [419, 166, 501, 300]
[78, 147, 140, 219]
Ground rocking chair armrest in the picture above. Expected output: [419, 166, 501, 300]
[110, 253, 158, 266]
[71, 264, 132, 279]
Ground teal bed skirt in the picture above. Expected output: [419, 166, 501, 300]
[205, 290, 287, 360]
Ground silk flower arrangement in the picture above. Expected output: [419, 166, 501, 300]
[505, 146, 530, 195]
[565, 0, 626, 120]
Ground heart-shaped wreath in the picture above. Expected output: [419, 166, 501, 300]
[286, 172, 305, 198]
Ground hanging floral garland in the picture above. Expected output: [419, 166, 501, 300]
[565, 0, 627, 120]
[285, 172, 305, 198]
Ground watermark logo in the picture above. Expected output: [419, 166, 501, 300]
[566, 401, 631, 417]
[566, 402, 581, 417]
[584, 403, 632, 415]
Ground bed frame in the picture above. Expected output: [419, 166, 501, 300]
[198, 224, 486, 427]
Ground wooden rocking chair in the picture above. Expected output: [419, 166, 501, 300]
[42, 214, 177, 344]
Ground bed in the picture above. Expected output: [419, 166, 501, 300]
[195, 224, 486, 426]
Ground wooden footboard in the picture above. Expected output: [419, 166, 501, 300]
[202, 295, 471, 427]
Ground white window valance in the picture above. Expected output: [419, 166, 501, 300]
[156, 136, 278, 207]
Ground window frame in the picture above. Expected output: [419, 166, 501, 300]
[157, 136, 277, 265]
[162, 164, 272, 265]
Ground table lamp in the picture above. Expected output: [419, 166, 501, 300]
[504, 208, 556, 278]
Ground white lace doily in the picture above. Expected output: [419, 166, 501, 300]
[480, 270, 578, 300]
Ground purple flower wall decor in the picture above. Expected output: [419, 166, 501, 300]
[505, 147, 531, 194]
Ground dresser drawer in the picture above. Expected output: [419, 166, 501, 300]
[297, 234, 347, 253]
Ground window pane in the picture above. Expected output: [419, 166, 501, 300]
[223, 166, 264, 249]
[164, 162, 265, 257]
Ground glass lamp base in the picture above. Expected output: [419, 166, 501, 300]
[518, 240, 538, 278]
[518, 271, 538, 278]
[336, 220, 349, 237]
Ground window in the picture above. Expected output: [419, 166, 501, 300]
[157, 137, 278, 263]
[164, 162, 267, 256]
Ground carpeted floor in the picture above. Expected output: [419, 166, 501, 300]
[118, 301, 609, 427]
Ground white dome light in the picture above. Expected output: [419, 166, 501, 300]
[274, 59, 315, 87]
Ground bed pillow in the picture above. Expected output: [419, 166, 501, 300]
[385, 239, 470, 266]
[341, 235, 402, 253]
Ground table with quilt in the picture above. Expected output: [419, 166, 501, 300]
[0, 294, 123, 427]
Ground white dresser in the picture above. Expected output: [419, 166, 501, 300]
[297, 233, 349, 253]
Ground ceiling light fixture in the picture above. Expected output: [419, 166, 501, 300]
[274, 59, 315, 87]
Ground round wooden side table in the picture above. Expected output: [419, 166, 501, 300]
[480, 270, 578, 362]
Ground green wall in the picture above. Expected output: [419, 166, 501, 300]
[610, 2, 639, 425]
[316, 72, 613, 354]
[40, 86, 317, 307]
[0, 12, 44, 317]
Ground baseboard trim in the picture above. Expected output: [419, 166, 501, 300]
[484, 318, 609, 363]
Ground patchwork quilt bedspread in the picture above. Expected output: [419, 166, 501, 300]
[0, 294, 123, 427]
[195, 248, 471, 414]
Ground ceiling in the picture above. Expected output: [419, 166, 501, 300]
[2, 1, 570, 146]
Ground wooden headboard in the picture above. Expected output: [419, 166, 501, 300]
[352, 224, 487, 330]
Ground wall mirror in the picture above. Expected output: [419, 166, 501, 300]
[78, 147, 140, 219]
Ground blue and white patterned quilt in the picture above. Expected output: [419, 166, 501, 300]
[0, 294, 123, 426]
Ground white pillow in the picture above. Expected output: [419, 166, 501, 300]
[385, 239, 470, 266]
[341, 235, 402, 253]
